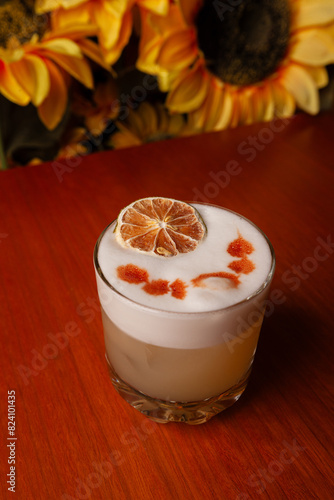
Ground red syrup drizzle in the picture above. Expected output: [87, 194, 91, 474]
[117, 264, 149, 284]
[116, 264, 187, 299]
[170, 279, 187, 300]
[227, 236, 254, 258]
[192, 272, 240, 288]
[143, 279, 170, 296]
[227, 235, 256, 275]
[191, 235, 255, 288]
[116, 234, 255, 299]
[228, 257, 255, 274]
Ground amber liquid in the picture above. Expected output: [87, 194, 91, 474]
[101, 307, 263, 402]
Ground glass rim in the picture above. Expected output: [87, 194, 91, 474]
[93, 203, 276, 317]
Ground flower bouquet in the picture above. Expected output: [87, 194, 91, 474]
[0, 0, 333, 168]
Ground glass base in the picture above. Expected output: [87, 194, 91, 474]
[106, 355, 251, 424]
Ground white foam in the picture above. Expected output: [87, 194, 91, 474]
[97, 204, 273, 310]
[94, 203, 275, 348]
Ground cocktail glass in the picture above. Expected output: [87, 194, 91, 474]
[93, 206, 275, 424]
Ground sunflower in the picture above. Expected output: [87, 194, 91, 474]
[109, 101, 188, 149]
[71, 76, 120, 135]
[26, 127, 89, 166]
[137, 0, 334, 131]
[36, 0, 169, 65]
[56, 126, 90, 160]
[0, 0, 105, 130]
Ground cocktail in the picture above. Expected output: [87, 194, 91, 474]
[94, 198, 275, 424]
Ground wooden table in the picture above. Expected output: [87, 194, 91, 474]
[1, 111, 333, 500]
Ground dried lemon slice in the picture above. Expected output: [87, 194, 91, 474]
[115, 197, 206, 256]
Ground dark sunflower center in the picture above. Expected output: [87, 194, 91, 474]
[196, 0, 290, 86]
[0, 0, 48, 48]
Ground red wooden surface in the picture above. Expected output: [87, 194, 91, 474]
[1, 111, 334, 500]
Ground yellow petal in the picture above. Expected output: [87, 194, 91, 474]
[137, 5, 185, 74]
[251, 87, 266, 123]
[264, 85, 276, 121]
[46, 24, 98, 41]
[271, 82, 296, 118]
[139, 0, 169, 16]
[40, 38, 83, 57]
[85, 112, 108, 135]
[104, 12, 133, 65]
[149, 4, 185, 35]
[10, 55, 50, 106]
[111, 125, 143, 149]
[137, 26, 162, 74]
[325, 22, 334, 39]
[186, 106, 205, 132]
[155, 103, 170, 132]
[0, 62, 30, 105]
[188, 78, 229, 132]
[213, 89, 234, 130]
[186, 88, 211, 130]
[166, 113, 185, 136]
[229, 93, 240, 128]
[290, 29, 334, 66]
[157, 71, 177, 92]
[158, 29, 198, 71]
[37, 60, 68, 130]
[307, 66, 329, 88]
[205, 79, 225, 125]
[137, 102, 159, 136]
[251, 84, 275, 123]
[137, 40, 162, 74]
[94, 6, 122, 49]
[237, 91, 253, 126]
[126, 108, 146, 137]
[103, 0, 128, 18]
[36, 0, 86, 14]
[137, 9, 160, 70]
[293, 0, 334, 29]
[77, 38, 110, 71]
[167, 61, 209, 113]
[44, 51, 93, 88]
[281, 64, 319, 114]
[50, 6, 91, 30]
[224, 89, 250, 127]
[35, 0, 58, 13]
